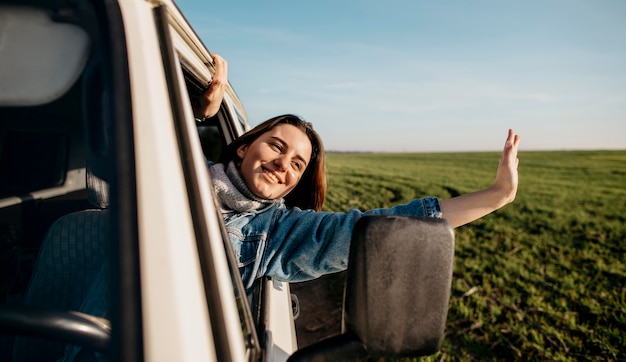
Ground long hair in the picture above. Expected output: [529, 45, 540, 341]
[219, 114, 326, 211]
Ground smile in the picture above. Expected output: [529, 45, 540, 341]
[262, 167, 282, 184]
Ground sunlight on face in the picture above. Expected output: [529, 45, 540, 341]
[237, 124, 313, 200]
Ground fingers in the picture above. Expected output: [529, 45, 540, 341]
[503, 129, 521, 160]
[199, 54, 229, 118]
[505, 129, 520, 147]
[212, 53, 225, 64]
[498, 129, 520, 181]
[211, 53, 228, 82]
[492, 129, 520, 204]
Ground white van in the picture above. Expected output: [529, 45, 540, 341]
[0, 0, 455, 361]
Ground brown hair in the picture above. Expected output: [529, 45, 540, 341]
[219, 114, 326, 211]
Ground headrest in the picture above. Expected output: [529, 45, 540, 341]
[86, 169, 109, 209]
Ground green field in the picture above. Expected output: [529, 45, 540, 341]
[323, 150, 626, 361]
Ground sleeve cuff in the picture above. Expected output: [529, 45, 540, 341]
[423, 197, 442, 219]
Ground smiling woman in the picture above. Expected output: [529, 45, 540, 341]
[237, 123, 312, 200]
[217, 114, 327, 212]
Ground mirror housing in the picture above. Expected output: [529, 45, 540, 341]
[289, 215, 454, 361]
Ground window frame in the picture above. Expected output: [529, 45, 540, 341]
[154, 5, 261, 361]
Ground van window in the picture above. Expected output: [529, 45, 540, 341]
[197, 120, 224, 162]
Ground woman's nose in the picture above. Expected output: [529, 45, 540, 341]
[273, 156, 288, 171]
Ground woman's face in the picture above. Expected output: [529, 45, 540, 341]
[237, 124, 313, 200]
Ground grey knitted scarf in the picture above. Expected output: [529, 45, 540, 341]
[209, 161, 283, 215]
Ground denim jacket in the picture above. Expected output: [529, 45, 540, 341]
[224, 197, 442, 290]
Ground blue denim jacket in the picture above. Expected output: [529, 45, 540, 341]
[224, 198, 442, 290]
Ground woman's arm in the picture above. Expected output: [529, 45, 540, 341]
[197, 54, 228, 118]
[439, 129, 521, 228]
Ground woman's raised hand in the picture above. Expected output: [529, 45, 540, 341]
[439, 129, 521, 228]
[493, 129, 521, 206]
[199, 54, 228, 118]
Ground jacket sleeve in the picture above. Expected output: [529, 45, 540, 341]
[261, 197, 441, 282]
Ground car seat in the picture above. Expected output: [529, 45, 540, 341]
[9, 170, 110, 362]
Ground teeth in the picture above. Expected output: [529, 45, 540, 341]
[265, 169, 279, 183]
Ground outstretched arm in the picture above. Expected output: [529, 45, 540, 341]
[197, 54, 228, 119]
[439, 129, 521, 228]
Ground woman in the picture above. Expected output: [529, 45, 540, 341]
[200, 55, 521, 291]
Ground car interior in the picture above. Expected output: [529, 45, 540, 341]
[0, 2, 232, 360]
[0, 2, 115, 360]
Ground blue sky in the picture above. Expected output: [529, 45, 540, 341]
[176, 0, 626, 152]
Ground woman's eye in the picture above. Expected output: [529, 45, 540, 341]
[292, 161, 302, 171]
[270, 143, 282, 152]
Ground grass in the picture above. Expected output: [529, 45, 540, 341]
[322, 150, 626, 361]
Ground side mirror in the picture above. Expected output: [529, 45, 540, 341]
[289, 215, 454, 361]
